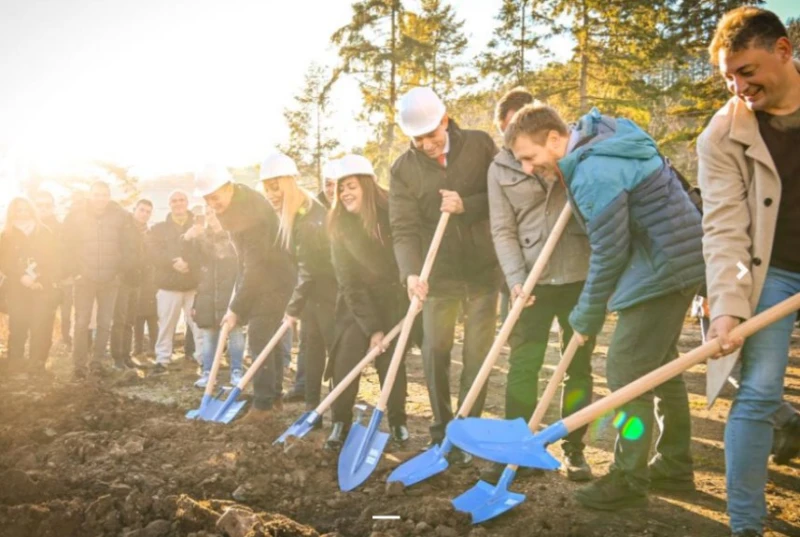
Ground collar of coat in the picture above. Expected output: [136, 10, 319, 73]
[407, 118, 464, 165]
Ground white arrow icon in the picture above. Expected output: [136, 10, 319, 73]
[736, 261, 749, 280]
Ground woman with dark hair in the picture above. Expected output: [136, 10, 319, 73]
[0, 197, 60, 375]
[324, 154, 409, 450]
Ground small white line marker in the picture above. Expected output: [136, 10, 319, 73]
[736, 261, 749, 280]
[372, 515, 401, 520]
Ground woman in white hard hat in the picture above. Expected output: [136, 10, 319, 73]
[325, 154, 410, 450]
[260, 152, 338, 419]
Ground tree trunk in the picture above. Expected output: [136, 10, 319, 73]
[315, 100, 322, 191]
[387, 1, 398, 164]
[578, 0, 589, 112]
[519, 0, 526, 86]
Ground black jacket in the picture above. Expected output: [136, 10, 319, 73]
[330, 204, 408, 338]
[0, 224, 61, 295]
[193, 230, 239, 329]
[148, 214, 200, 292]
[216, 183, 295, 321]
[389, 119, 501, 296]
[62, 201, 138, 284]
[286, 199, 337, 317]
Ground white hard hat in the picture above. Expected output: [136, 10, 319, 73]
[259, 152, 299, 181]
[322, 159, 341, 181]
[334, 154, 375, 180]
[397, 87, 446, 137]
[193, 163, 233, 197]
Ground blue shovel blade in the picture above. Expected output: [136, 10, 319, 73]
[387, 438, 452, 487]
[273, 411, 320, 445]
[206, 387, 248, 423]
[452, 471, 526, 524]
[188, 392, 228, 421]
[338, 410, 389, 492]
[446, 418, 564, 469]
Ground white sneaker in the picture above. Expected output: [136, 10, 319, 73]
[194, 370, 210, 389]
[230, 369, 243, 387]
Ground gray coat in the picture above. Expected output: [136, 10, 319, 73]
[488, 148, 590, 290]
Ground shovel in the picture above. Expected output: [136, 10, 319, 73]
[388, 203, 574, 488]
[446, 292, 800, 470]
[452, 334, 582, 523]
[186, 322, 233, 420]
[338, 212, 450, 492]
[203, 320, 292, 423]
[274, 320, 403, 444]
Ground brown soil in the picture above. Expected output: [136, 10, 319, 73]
[0, 317, 797, 537]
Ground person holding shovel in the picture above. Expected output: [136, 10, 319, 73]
[486, 87, 595, 483]
[503, 103, 705, 510]
[389, 87, 500, 465]
[324, 154, 410, 451]
[194, 163, 295, 420]
[259, 152, 338, 423]
[699, 8, 800, 537]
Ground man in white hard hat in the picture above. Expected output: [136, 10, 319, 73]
[194, 163, 295, 419]
[389, 86, 501, 464]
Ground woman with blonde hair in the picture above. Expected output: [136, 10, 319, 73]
[260, 152, 338, 417]
[0, 197, 60, 376]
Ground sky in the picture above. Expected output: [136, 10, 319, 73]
[0, 0, 797, 187]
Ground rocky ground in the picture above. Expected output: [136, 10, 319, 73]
[0, 315, 798, 537]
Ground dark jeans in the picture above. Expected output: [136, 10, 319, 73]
[134, 315, 158, 355]
[606, 287, 696, 491]
[73, 277, 120, 369]
[506, 282, 594, 454]
[331, 321, 408, 426]
[422, 287, 498, 442]
[58, 283, 73, 343]
[110, 283, 139, 361]
[6, 286, 57, 367]
[302, 298, 336, 408]
[249, 312, 290, 410]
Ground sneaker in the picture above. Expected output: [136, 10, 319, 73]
[772, 415, 800, 466]
[732, 530, 762, 537]
[391, 424, 410, 444]
[480, 462, 543, 483]
[575, 471, 648, 510]
[230, 369, 243, 387]
[194, 371, 211, 389]
[152, 363, 168, 375]
[564, 451, 593, 482]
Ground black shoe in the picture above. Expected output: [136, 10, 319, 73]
[772, 415, 800, 466]
[324, 422, 350, 452]
[284, 391, 305, 403]
[732, 530, 762, 537]
[445, 446, 473, 467]
[391, 424, 409, 444]
[480, 462, 543, 483]
[575, 471, 648, 511]
[648, 465, 696, 493]
[564, 451, 593, 482]
[123, 356, 137, 369]
[152, 363, 168, 375]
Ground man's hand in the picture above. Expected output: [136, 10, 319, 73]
[439, 189, 465, 214]
[574, 331, 588, 346]
[172, 257, 190, 274]
[707, 315, 744, 358]
[407, 274, 429, 302]
[221, 309, 238, 329]
[283, 313, 298, 327]
[511, 284, 535, 308]
[183, 224, 204, 240]
[21, 274, 37, 289]
[370, 331, 387, 353]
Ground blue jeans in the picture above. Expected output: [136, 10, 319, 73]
[200, 326, 245, 372]
[726, 266, 800, 533]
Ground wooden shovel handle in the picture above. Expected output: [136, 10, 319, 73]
[561, 292, 800, 434]
[205, 322, 233, 397]
[457, 204, 573, 416]
[377, 212, 450, 411]
[238, 320, 292, 390]
[314, 321, 403, 415]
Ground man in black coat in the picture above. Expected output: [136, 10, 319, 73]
[389, 87, 501, 459]
[197, 165, 295, 416]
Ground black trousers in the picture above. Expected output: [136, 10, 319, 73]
[6, 286, 57, 368]
[134, 315, 158, 354]
[331, 320, 408, 426]
[110, 283, 139, 361]
[302, 297, 337, 408]
[249, 311, 289, 410]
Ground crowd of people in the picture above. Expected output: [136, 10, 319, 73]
[0, 7, 798, 537]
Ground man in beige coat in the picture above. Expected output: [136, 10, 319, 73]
[698, 7, 800, 537]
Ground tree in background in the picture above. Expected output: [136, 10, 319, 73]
[94, 161, 140, 207]
[788, 17, 799, 57]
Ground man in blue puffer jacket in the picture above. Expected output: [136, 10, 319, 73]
[504, 104, 705, 510]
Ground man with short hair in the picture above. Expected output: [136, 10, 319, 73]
[486, 87, 595, 483]
[149, 190, 202, 373]
[132, 200, 158, 357]
[504, 103, 704, 509]
[698, 8, 800, 536]
[389, 87, 500, 462]
[63, 181, 138, 378]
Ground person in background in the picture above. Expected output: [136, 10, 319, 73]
[34, 190, 72, 349]
[62, 181, 137, 379]
[149, 190, 202, 374]
[260, 152, 338, 423]
[188, 209, 245, 387]
[325, 154, 410, 450]
[698, 8, 800, 537]
[133, 201, 158, 357]
[0, 197, 60, 376]
[195, 164, 295, 419]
